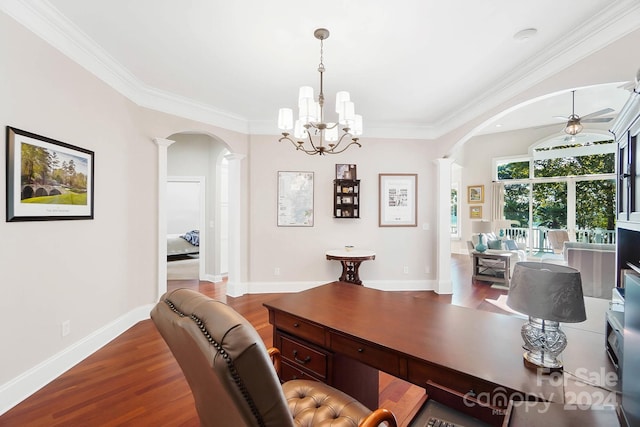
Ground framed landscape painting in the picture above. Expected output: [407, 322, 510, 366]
[467, 185, 484, 203]
[6, 127, 95, 221]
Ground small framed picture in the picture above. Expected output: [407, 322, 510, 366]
[470, 206, 483, 219]
[336, 164, 357, 180]
[467, 185, 484, 204]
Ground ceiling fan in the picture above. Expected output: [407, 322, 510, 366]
[554, 90, 614, 135]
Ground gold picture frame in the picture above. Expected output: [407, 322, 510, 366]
[470, 206, 482, 219]
[467, 185, 484, 204]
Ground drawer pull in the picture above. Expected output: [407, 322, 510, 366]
[292, 350, 311, 365]
[293, 323, 300, 328]
[357, 348, 364, 353]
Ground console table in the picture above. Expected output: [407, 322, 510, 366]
[472, 251, 512, 286]
[264, 282, 616, 425]
[325, 249, 375, 285]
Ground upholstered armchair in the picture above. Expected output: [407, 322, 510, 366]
[151, 288, 397, 427]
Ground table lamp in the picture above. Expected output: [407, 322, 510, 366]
[471, 220, 492, 252]
[506, 262, 586, 370]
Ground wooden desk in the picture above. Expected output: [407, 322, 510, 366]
[502, 401, 620, 426]
[264, 283, 616, 425]
[325, 249, 375, 285]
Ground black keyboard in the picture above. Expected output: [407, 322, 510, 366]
[427, 416, 463, 427]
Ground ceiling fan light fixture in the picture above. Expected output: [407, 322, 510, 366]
[565, 115, 583, 135]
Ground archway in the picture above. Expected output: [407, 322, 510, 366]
[154, 132, 239, 300]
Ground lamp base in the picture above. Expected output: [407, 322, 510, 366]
[475, 233, 487, 253]
[520, 317, 567, 370]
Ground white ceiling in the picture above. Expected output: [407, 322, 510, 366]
[4, 0, 640, 139]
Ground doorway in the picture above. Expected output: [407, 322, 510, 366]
[166, 177, 205, 281]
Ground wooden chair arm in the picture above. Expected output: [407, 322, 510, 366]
[359, 408, 397, 427]
[267, 347, 281, 375]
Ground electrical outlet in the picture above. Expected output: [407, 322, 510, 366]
[274, 267, 280, 276]
[403, 266, 409, 274]
[62, 320, 71, 337]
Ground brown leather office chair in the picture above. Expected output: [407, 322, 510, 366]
[151, 288, 397, 427]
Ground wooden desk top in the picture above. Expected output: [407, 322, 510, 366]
[265, 282, 615, 404]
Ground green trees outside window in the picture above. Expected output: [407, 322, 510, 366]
[497, 140, 615, 235]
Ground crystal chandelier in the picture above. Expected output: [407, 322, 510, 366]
[278, 28, 363, 155]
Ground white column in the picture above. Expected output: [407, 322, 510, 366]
[567, 177, 576, 238]
[435, 158, 454, 294]
[224, 153, 246, 297]
[154, 137, 175, 301]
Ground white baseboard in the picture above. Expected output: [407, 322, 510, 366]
[0, 304, 153, 416]
[246, 279, 436, 293]
[0, 278, 436, 416]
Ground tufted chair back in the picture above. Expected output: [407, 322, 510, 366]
[151, 289, 397, 427]
[151, 288, 294, 427]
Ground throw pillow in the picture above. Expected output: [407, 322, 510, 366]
[504, 239, 518, 251]
[487, 240, 502, 250]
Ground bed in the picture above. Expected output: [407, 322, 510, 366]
[167, 230, 199, 258]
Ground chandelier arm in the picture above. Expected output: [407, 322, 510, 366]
[325, 139, 362, 155]
[278, 133, 325, 155]
[305, 133, 321, 152]
[328, 131, 354, 151]
[279, 134, 303, 150]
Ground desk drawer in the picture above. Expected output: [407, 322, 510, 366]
[280, 335, 328, 379]
[281, 361, 322, 382]
[329, 332, 400, 376]
[273, 312, 325, 346]
[407, 359, 509, 407]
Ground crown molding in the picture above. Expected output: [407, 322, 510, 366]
[0, 0, 249, 134]
[2, 0, 639, 140]
[432, 0, 640, 138]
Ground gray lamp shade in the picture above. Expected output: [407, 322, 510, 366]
[471, 220, 492, 234]
[506, 262, 586, 323]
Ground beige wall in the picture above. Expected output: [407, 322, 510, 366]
[0, 10, 157, 384]
[247, 134, 440, 290]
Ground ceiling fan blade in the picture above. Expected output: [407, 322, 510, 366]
[533, 122, 564, 129]
[582, 117, 613, 123]
[581, 108, 614, 120]
[552, 115, 568, 120]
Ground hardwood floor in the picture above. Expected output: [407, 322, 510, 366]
[0, 254, 510, 426]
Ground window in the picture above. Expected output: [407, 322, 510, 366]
[495, 135, 616, 248]
[451, 184, 460, 237]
